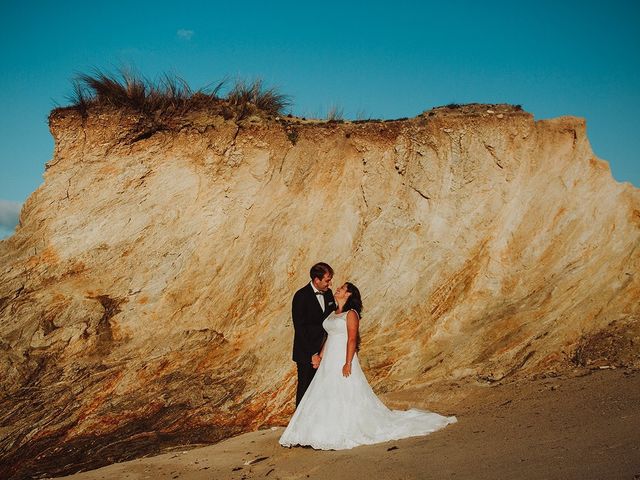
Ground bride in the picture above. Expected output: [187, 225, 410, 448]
[279, 282, 457, 450]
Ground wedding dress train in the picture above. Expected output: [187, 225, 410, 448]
[280, 310, 457, 450]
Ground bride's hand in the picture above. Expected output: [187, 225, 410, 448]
[342, 363, 351, 377]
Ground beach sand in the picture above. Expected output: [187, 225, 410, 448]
[50, 368, 639, 480]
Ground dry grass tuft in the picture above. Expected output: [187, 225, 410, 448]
[56, 69, 289, 123]
[226, 79, 291, 120]
[326, 105, 344, 121]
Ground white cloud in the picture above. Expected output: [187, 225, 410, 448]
[177, 29, 194, 40]
[0, 199, 21, 238]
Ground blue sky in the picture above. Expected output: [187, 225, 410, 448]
[1, 0, 639, 238]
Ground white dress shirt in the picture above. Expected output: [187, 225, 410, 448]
[310, 281, 325, 311]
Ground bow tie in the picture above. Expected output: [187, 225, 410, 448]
[315, 292, 324, 295]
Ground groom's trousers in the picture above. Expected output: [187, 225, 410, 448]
[295, 361, 317, 407]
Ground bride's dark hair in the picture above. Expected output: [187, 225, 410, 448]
[343, 282, 363, 350]
[343, 282, 363, 318]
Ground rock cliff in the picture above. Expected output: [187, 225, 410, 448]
[1, 104, 638, 478]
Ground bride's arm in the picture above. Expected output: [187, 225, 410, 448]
[342, 310, 360, 377]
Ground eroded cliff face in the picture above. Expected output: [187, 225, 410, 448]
[1, 105, 638, 478]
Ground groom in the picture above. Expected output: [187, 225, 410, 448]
[291, 262, 335, 406]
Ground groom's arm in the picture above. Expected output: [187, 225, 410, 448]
[292, 292, 320, 358]
[317, 332, 328, 358]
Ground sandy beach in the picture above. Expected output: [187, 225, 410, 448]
[49, 367, 639, 480]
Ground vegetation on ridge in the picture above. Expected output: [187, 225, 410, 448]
[55, 69, 291, 120]
[226, 79, 291, 120]
[51, 69, 527, 132]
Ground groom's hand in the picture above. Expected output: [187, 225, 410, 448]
[311, 353, 321, 369]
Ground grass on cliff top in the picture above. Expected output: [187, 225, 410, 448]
[54, 69, 291, 121]
[51, 70, 527, 131]
[430, 102, 523, 112]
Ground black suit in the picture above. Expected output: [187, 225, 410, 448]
[291, 283, 335, 406]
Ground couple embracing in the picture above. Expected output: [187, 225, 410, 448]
[279, 262, 457, 450]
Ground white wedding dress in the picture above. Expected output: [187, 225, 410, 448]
[279, 310, 457, 450]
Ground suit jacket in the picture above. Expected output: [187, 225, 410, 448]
[291, 283, 335, 363]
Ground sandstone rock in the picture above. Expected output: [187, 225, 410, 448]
[0, 104, 638, 478]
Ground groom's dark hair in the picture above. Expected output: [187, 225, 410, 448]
[310, 262, 334, 280]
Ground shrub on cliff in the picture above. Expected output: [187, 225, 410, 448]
[227, 79, 291, 120]
[56, 69, 289, 121]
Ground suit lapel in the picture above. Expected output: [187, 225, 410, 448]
[306, 283, 324, 315]
[323, 290, 335, 316]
